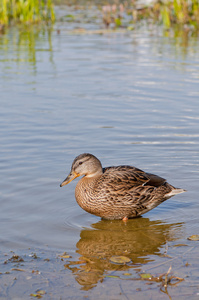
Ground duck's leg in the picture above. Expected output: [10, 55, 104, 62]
[122, 216, 128, 222]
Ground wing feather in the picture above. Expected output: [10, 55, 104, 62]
[101, 166, 150, 191]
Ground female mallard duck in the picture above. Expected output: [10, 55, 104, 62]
[60, 153, 186, 220]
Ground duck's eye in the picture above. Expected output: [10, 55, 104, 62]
[79, 161, 83, 165]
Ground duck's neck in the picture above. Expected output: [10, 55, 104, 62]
[84, 170, 103, 178]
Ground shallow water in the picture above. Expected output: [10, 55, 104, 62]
[0, 21, 199, 299]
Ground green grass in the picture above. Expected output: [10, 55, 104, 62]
[0, 0, 55, 25]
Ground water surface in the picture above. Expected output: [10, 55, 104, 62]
[0, 22, 199, 299]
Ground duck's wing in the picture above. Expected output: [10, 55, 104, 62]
[102, 166, 167, 190]
[101, 166, 151, 190]
[100, 166, 169, 215]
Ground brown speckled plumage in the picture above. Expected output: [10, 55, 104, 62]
[60, 153, 186, 220]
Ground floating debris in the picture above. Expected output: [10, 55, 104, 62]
[187, 235, 199, 241]
[140, 273, 152, 279]
[4, 255, 24, 264]
[30, 289, 46, 298]
[110, 256, 131, 264]
[31, 270, 41, 275]
[30, 253, 39, 259]
[43, 258, 50, 262]
[139, 266, 184, 288]
[58, 252, 72, 259]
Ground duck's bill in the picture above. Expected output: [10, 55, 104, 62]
[60, 172, 80, 187]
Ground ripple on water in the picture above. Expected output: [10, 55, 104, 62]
[63, 206, 98, 230]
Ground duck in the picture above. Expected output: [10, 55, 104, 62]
[60, 153, 186, 221]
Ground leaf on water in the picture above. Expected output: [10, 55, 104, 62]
[30, 290, 46, 298]
[105, 275, 120, 279]
[11, 268, 25, 272]
[36, 290, 46, 295]
[187, 235, 199, 241]
[123, 272, 132, 276]
[173, 244, 188, 247]
[140, 273, 152, 279]
[59, 252, 72, 259]
[110, 256, 131, 264]
[30, 294, 42, 299]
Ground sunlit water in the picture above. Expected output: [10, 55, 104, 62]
[0, 21, 199, 299]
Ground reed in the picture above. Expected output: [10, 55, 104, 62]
[160, 0, 199, 28]
[0, 0, 55, 25]
[101, 0, 199, 31]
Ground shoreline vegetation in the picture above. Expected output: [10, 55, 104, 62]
[0, 0, 55, 26]
[0, 0, 199, 33]
[101, 0, 199, 31]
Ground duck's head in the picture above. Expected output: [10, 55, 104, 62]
[60, 153, 103, 187]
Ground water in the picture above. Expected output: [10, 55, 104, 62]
[0, 23, 199, 299]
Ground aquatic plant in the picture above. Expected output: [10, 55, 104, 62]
[101, 0, 199, 31]
[160, 0, 199, 28]
[0, 0, 55, 25]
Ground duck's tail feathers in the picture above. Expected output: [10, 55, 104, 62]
[165, 188, 187, 199]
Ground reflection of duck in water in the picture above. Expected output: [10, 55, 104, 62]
[65, 218, 184, 290]
[60, 153, 186, 220]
